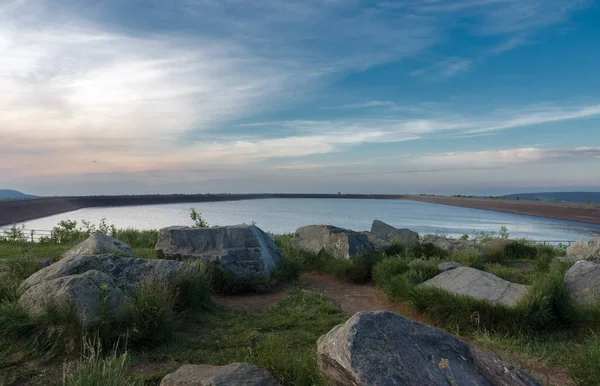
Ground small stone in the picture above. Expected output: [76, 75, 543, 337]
[160, 363, 281, 386]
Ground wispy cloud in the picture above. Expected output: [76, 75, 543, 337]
[416, 146, 600, 167]
[489, 35, 530, 54]
[411, 57, 472, 78]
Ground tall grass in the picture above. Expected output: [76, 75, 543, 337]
[62, 336, 138, 386]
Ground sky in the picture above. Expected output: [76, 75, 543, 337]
[1, 0, 599, 196]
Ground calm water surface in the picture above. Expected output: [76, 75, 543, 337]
[10, 198, 600, 241]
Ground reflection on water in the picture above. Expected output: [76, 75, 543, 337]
[10, 198, 600, 241]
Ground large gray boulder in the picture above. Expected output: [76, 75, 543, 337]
[156, 225, 283, 281]
[566, 237, 600, 260]
[422, 234, 488, 259]
[63, 233, 135, 260]
[420, 267, 530, 307]
[565, 260, 600, 307]
[19, 270, 129, 325]
[293, 225, 373, 260]
[22, 253, 192, 291]
[19, 254, 193, 325]
[317, 311, 540, 386]
[160, 363, 280, 386]
[363, 220, 419, 251]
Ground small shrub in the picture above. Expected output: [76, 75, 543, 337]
[0, 224, 28, 243]
[190, 207, 208, 228]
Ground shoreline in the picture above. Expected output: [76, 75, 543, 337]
[403, 195, 600, 225]
[1, 193, 599, 227]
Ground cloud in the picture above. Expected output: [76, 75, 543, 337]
[411, 58, 472, 78]
[416, 146, 600, 167]
[488, 35, 530, 54]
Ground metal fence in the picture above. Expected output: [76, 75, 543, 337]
[0, 228, 54, 242]
[530, 240, 575, 247]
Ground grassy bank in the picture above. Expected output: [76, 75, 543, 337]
[1, 220, 600, 385]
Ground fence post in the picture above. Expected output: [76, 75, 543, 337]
[30, 230, 34, 243]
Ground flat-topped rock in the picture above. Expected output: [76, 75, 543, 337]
[156, 225, 283, 281]
[63, 233, 135, 260]
[565, 260, 600, 307]
[160, 363, 280, 386]
[317, 311, 540, 386]
[292, 225, 373, 260]
[420, 267, 530, 307]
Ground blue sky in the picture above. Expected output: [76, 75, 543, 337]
[1, 0, 599, 195]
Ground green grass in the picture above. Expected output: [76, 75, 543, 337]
[483, 263, 533, 285]
[275, 234, 388, 283]
[134, 289, 347, 385]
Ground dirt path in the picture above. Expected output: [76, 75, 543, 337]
[212, 273, 429, 323]
[214, 272, 573, 386]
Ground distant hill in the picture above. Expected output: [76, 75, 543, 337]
[0, 189, 37, 199]
[502, 192, 600, 203]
